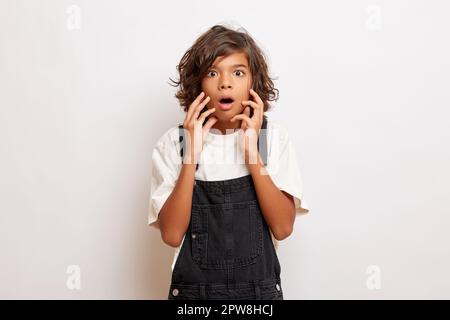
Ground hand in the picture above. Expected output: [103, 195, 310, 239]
[182, 92, 217, 164]
[230, 88, 264, 165]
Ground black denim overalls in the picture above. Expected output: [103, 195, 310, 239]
[168, 115, 284, 300]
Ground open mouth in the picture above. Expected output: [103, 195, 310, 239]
[220, 98, 234, 104]
[218, 97, 235, 110]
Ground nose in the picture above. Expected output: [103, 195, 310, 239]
[219, 75, 232, 90]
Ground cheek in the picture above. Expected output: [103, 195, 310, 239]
[200, 81, 207, 92]
[201, 77, 211, 88]
[242, 87, 251, 100]
[237, 81, 250, 98]
[247, 75, 253, 89]
[244, 79, 252, 99]
[202, 81, 216, 95]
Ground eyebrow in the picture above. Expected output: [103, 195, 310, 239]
[210, 64, 249, 69]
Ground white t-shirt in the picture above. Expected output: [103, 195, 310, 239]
[148, 119, 310, 271]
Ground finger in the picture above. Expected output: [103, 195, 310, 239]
[198, 107, 216, 123]
[241, 100, 261, 120]
[241, 100, 260, 112]
[191, 96, 211, 122]
[241, 107, 250, 130]
[186, 93, 210, 124]
[185, 92, 205, 123]
[231, 114, 252, 128]
[249, 88, 264, 107]
[249, 89, 264, 122]
[233, 114, 258, 151]
[202, 116, 218, 134]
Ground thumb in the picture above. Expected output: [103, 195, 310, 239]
[241, 107, 250, 130]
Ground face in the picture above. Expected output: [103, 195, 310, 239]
[201, 52, 253, 127]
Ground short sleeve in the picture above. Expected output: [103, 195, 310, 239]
[266, 123, 310, 215]
[148, 127, 182, 229]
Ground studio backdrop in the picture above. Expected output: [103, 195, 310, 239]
[1, 0, 449, 299]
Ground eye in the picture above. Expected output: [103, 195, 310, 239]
[206, 70, 217, 77]
[235, 70, 245, 76]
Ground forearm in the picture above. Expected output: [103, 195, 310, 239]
[158, 162, 196, 247]
[246, 153, 296, 241]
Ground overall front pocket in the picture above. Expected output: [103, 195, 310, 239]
[191, 200, 263, 270]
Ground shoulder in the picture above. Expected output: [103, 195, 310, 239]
[151, 125, 184, 163]
[266, 119, 290, 143]
[154, 125, 181, 149]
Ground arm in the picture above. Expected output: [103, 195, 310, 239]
[157, 162, 197, 248]
[247, 152, 296, 241]
[156, 91, 217, 247]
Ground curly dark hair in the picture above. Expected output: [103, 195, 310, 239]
[168, 24, 279, 113]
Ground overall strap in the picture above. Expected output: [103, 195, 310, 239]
[178, 124, 199, 171]
[259, 114, 268, 166]
[178, 114, 268, 171]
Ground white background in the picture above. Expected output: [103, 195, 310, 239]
[1, 0, 449, 299]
